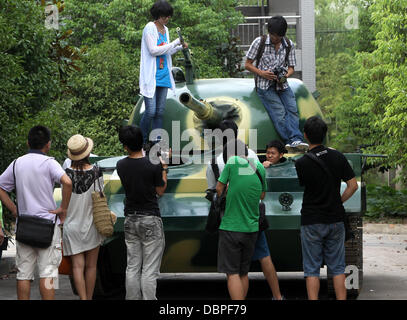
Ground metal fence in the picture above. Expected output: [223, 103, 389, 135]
[231, 16, 300, 50]
[236, 0, 268, 6]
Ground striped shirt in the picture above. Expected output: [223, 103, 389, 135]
[246, 35, 296, 91]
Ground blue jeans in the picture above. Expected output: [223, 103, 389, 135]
[257, 86, 303, 144]
[124, 215, 165, 300]
[140, 86, 168, 143]
[300, 222, 345, 277]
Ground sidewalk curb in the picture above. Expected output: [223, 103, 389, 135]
[363, 223, 407, 235]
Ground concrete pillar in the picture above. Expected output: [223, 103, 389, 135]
[298, 0, 316, 92]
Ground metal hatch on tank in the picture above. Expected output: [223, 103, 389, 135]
[54, 30, 367, 299]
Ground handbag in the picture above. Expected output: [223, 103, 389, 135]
[58, 240, 72, 275]
[205, 188, 226, 234]
[13, 160, 56, 248]
[91, 167, 114, 237]
[304, 152, 355, 241]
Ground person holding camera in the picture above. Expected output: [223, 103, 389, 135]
[245, 16, 308, 152]
[117, 125, 168, 300]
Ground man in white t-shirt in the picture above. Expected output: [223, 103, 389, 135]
[0, 125, 72, 300]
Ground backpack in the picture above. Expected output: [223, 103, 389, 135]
[253, 35, 292, 91]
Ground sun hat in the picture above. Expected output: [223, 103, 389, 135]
[67, 134, 94, 161]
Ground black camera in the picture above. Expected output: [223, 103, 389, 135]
[272, 67, 287, 84]
[144, 140, 170, 162]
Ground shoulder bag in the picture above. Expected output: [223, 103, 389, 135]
[205, 161, 226, 234]
[91, 166, 114, 237]
[13, 160, 56, 248]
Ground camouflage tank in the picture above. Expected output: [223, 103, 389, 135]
[57, 39, 365, 299]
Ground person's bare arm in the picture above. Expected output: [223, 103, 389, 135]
[155, 170, 167, 196]
[260, 191, 266, 200]
[341, 177, 358, 203]
[0, 227, 4, 246]
[49, 174, 72, 223]
[0, 188, 17, 218]
[156, 157, 168, 196]
[286, 66, 295, 78]
[216, 181, 226, 197]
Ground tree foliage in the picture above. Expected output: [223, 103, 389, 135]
[62, 0, 244, 79]
[66, 39, 139, 156]
[0, 0, 62, 171]
[0, 0, 244, 170]
[334, 0, 407, 182]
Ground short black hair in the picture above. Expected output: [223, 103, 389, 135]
[28, 125, 51, 149]
[266, 140, 287, 154]
[119, 125, 143, 152]
[150, 0, 173, 20]
[223, 139, 248, 164]
[218, 119, 238, 147]
[267, 15, 287, 36]
[304, 116, 327, 144]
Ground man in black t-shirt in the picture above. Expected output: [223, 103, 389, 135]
[117, 125, 168, 300]
[295, 117, 358, 300]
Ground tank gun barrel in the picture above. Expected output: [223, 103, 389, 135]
[179, 92, 223, 124]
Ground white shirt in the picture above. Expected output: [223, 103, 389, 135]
[206, 148, 259, 190]
[139, 22, 183, 98]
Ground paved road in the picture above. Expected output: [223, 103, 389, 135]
[1, 229, 406, 300]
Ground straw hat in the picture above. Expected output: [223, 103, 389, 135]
[67, 134, 94, 161]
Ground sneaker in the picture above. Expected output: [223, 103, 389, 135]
[286, 140, 309, 153]
[272, 295, 286, 300]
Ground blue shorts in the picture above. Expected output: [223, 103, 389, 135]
[252, 231, 270, 261]
[300, 222, 345, 277]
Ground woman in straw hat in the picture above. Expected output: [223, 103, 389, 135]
[62, 134, 104, 300]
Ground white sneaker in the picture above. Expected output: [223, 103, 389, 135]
[286, 141, 309, 153]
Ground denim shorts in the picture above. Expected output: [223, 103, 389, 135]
[300, 222, 345, 277]
[251, 231, 270, 261]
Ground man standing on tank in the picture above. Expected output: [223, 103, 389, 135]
[245, 16, 308, 152]
[295, 117, 358, 300]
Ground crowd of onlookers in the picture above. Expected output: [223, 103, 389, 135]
[0, 114, 357, 301]
[0, 0, 358, 302]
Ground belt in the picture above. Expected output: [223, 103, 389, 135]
[125, 211, 160, 217]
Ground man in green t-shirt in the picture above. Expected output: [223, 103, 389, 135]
[216, 139, 266, 300]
